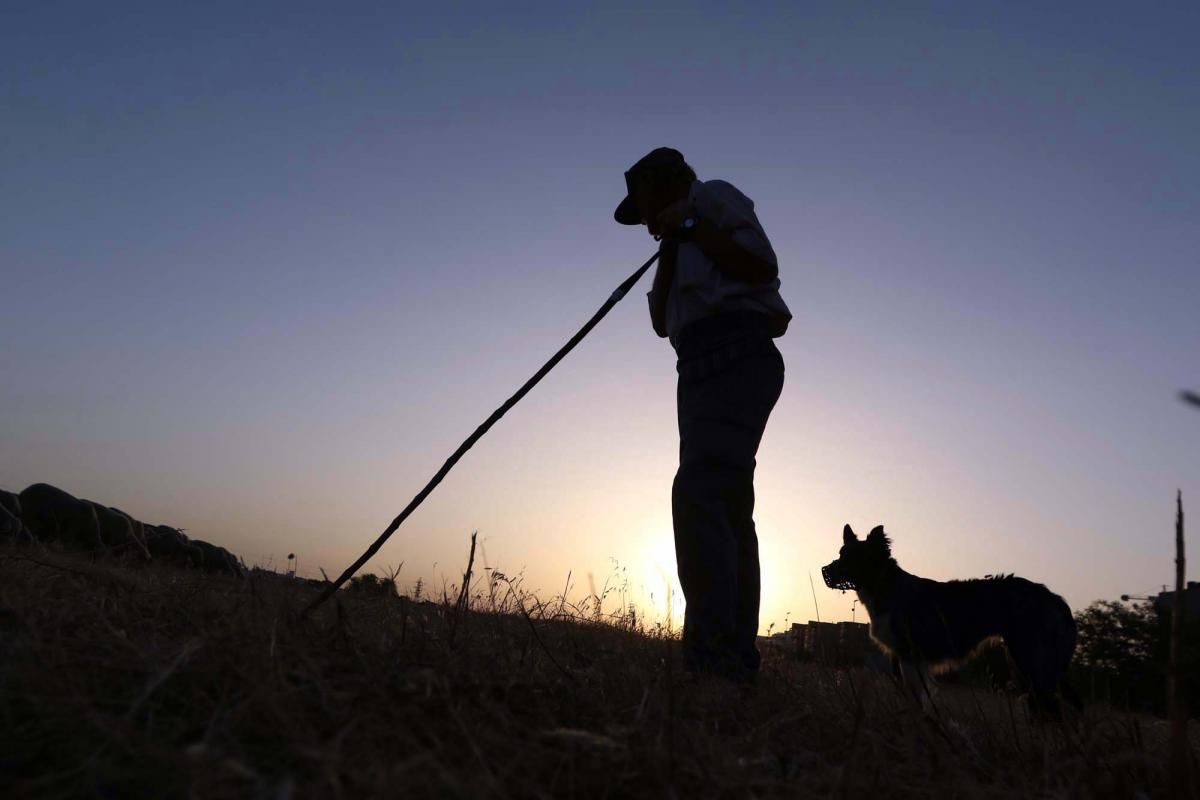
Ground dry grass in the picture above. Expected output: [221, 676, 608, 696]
[0, 546, 1195, 799]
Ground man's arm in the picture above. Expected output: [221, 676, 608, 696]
[656, 199, 778, 285]
[687, 215, 777, 284]
[646, 240, 676, 338]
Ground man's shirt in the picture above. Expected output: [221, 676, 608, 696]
[647, 179, 792, 346]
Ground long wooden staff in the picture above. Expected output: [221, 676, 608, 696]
[305, 251, 659, 614]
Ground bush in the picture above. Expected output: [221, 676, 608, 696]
[1073, 599, 1200, 715]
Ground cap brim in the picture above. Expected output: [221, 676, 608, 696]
[614, 195, 640, 225]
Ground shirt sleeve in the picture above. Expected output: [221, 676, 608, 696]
[695, 180, 778, 268]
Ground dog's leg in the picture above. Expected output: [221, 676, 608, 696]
[1006, 634, 1063, 721]
[896, 660, 937, 715]
[1060, 681, 1084, 713]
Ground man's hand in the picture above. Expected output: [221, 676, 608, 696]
[654, 199, 692, 238]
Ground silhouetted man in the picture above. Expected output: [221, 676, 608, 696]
[615, 147, 790, 682]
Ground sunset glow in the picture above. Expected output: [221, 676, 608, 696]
[2, 2, 1196, 634]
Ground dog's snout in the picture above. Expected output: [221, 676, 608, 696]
[821, 561, 855, 592]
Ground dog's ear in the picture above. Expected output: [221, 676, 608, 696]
[867, 525, 890, 550]
[843, 524, 856, 545]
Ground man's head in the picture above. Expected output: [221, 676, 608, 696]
[614, 147, 696, 235]
[821, 524, 896, 592]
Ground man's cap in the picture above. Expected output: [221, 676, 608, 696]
[614, 147, 686, 225]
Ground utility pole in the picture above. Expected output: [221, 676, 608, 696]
[1168, 491, 1192, 799]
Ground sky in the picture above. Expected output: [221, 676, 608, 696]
[2, 1, 1197, 631]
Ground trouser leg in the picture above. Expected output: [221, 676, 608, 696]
[673, 345, 783, 675]
[734, 480, 761, 672]
[673, 452, 740, 672]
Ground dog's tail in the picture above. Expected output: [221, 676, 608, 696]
[1055, 595, 1083, 712]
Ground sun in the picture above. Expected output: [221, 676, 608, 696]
[633, 518, 684, 631]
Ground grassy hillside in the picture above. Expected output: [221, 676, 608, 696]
[0, 547, 1194, 798]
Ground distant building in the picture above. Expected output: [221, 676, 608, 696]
[759, 630, 796, 650]
[1152, 582, 1200, 619]
[759, 620, 872, 667]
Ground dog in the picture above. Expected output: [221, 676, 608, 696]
[821, 524, 1081, 718]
